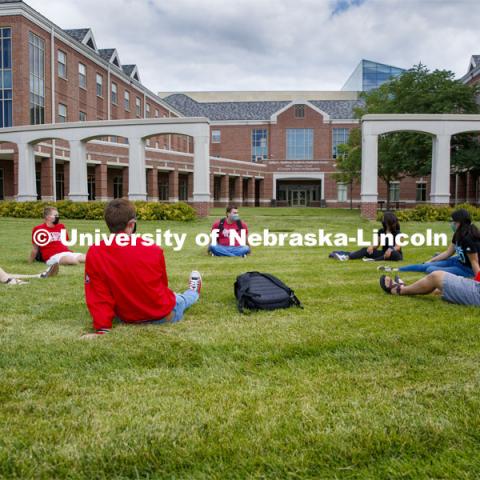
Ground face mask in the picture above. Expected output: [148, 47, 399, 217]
[231, 214, 240, 221]
[53, 215, 60, 225]
[132, 221, 137, 234]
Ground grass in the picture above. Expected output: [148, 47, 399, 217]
[0, 207, 479, 479]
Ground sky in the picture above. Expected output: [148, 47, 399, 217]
[26, 0, 480, 94]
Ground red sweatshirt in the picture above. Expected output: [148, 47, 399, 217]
[476, 272, 480, 282]
[85, 237, 176, 331]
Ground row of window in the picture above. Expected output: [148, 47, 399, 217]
[336, 182, 428, 202]
[212, 127, 351, 161]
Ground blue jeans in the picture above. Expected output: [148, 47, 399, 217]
[209, 244, 250, 257]
[148, 289, 199, 324]
[399, 256, 474, 278]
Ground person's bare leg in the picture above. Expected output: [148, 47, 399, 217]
[58, 253, 86, 265]
[0, 266, 40, 282]
[386, 271, 445, 296]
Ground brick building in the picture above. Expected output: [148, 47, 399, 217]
[0, 0, 477, 209]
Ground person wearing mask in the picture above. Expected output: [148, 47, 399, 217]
[378, 209, 480, 278]
[331, 212, 403, 262]
[30, 206, 86, 266]
[208, 205, 251, 257]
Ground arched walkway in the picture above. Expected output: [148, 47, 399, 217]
[0, 117, 211, 215]
[361, 114, 480, 219]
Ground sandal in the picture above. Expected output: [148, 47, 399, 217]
[379, 275, 402, 295]
[40, 263, 59, 278]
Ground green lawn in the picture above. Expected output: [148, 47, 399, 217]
[1, 208, 480, 479]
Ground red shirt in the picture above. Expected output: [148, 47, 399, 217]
[475, 272, 480, 282]
[85, 238, 176, 330]
[32, 223, 71, 261]
[211, 219, 249, 247]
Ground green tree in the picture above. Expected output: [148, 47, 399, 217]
[354, 63, 480, 207]
[332, 127, 361, 209]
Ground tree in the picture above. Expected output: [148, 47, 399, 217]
[354, 63, 480, 207]
[332, 127, 361, 209]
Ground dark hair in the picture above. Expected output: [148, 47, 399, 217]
[43, 206, 57, 219]
[226, 205, 238, 214]
[104, 199, 136, 233]
[382, 211, 400, 234]
[452, 208, 480, 243]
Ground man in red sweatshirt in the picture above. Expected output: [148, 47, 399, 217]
[83, 199, 201, 337]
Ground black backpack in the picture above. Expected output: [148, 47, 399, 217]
[234, 272, 303, 313]
[219, 217, 243, 232]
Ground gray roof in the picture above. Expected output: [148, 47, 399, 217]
[471, 55, 480, 69]
[98, 48, 116, 62]
[122, 65, 137, 76]
[163, 93, 363, 120]
[64, 28, 90, 43]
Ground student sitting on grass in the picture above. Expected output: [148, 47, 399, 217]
[208, 205, 251, 257]
[379, 270, 480, 306]
[30, 206, 86, 266]
[330, 212, 403, 262]
[378, 209, 480, 278]
[82, 199, 202, 338]
[0, 263, 58, 285]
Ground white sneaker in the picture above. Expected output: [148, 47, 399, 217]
[189, 271, 202, 294]
[334, 253, 349, 261]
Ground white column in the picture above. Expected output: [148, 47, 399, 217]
[128, 136, 147, 201]
[360, 133, 378, 204]
[17, 142, 37, 201]
[68, 140, 89, 202]
[430, 134, 451, 204]
[193, 134, 210, 203]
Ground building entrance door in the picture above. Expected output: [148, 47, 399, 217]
[288, 189, 308, 206]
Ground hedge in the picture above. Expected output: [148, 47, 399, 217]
[376, 203, 480, 222]
[0, 200, 196, 221]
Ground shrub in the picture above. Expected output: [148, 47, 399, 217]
[376, 204, 480, 222]
[0, 201, 196, 221]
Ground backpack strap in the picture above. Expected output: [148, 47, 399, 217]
[219, 217, 226, 232]
[236, 219, 243, 231]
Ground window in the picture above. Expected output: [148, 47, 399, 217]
[88, 173, 96, 200]
[213, 176, 222, 201]
[0, 28, 12, 127]
[286, 129, 313, 160]
[337, 183, 348, 202]
[158, 172, 169, 201]
[113, 175, 123, 199]
[56, 171, 64, 200]
[79, 111, 87, 121]
[29, 32, 45, 125]
[58, 103, 67, 123]
[179, 174, 189, 201]
[57, 50, 67, 78]
[146, 103, 150, 117]
[111, 82, 117, 104]
[0, 167, 4, 200]
[416, 182, 427, 202]
[124, 90, 130, 111]
[389, 182, 400, 202]
[251, 129, 268, 161]
[35, 168, 41, 200]
[211, 130, 221, 143]
[332, 128, 350, 158]
[294, 104, 305, 118]
[78, 63, 86, 89]
[96, 73, 103, 97]
[135, 97, 141, 117]
[155, 108, 159, 118]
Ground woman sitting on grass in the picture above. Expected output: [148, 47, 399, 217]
[330, 212, 403, 262]
[0, 263, 58, 285]
[378, 208, 480, 278]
